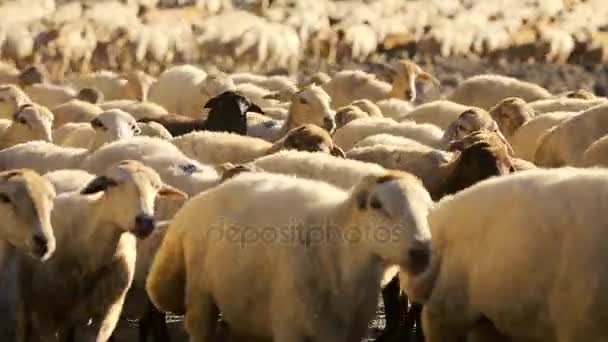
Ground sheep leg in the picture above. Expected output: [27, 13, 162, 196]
[375, 276, 401, 342]
[139, 297, 171, 342]
[184, 291, 219, 342]
[407, 303, 424, 342]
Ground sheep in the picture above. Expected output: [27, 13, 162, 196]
[528, 97, 607, 114]
[146, 170, 433, 342]
[488, 97, 537, 139]
[249, 150, 386, 190]
[441, 108, 511, 151]
[0, 85, 30, 120]
[333, 117, 444, 151]
[399, 100, 473, 130]
[53, 109, 140, 150]
[0, 141, 89, 174]
[171, 123, 344, 166]
[68, 70, 148, 101]
[353, 134, 429, 150]
[300, 71, 330, 87]
[447, 74, 553, 110]
[0, 103, 53, 149]
[347, 131, 513, 200]
[535, 103, 608, 166]
[43, 169, 95, 194]
[375, 98, 414, 120]
[148, 65, 237, 118]
[229, 72, 297, 93]
[138, 121, 172, 140]
[0, 169, 56, 265]
[99, 100, 168, 120]
[16, 160, 186, 342]
[248, 84, 336, 141]
[408, 168, 608, 342]
[558, 88, 597, 99]
[139, 90, 263, 137]
[22, 82, 79, 108]
[321, 59, 439, 108]
[50, 99, 103, 128]
[335, 105, 370, 129]
[580, 134, 608, 167]
[81, 136, 221, 196]
[349, 99, 383, 118]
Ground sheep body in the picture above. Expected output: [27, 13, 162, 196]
[510, 111, 577, 161]
[580, 134, 608, 167]
[400, 100, 472, 130]
[376, 98, 414, 119]
[529, 98, 607, 114]
[51, 100, 102, 128]
[147, 64, 207, 118]
[43, 169, 95, 194]
[0, 141, 88, 174]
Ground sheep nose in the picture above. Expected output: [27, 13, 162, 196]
[31, 234, 48, 259]
[407, 243, 431, 275]
[133, 214, 156, 239]
[323, 117, 335, 132]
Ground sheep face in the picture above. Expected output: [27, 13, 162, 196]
[489, 97, 534, 138]
[9, 104, 54, 144]
[204, 91, 263, 135]
[443, 108, 505, 146]
[89, 109, 140, 150]
[280, 124, 345, 157]
[335, 105, 368, 129]
[390, 60, 439, 102]
[0, 85, 29, 120]
[351, 172, 432, 276]
[80, 160, 186, 239]
[0, 169, 56, 261]
[290, 85, 336, 133]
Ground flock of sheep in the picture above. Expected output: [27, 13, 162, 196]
[3, 0, 608, 81]
[1, 1, 608, 342]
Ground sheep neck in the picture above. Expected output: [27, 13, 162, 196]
[433, 158, 460, 200]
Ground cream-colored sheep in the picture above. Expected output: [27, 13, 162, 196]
[235, 82, 286, 109]
[376, 98, 414, 119]
[51, 99, 103, 128]
[580, 134, 608, 167]
[43, 169, 95, 194]
[350, 99, 383, 117]
[100, 100, 168, 120]
[146, 171, 433, 341]
[400, 100, 472, 130]
[529, 97, 607, 114]
[172, 124, 344, 166]
[68, 70, 148, 101]
[81, 136, 221, 196]
[248, 84, 336, 141]
[353, 134, 429, 150]
[138, 121, 172, 140]
[249, 150, 386, 190]
[335, 105, 370, 129]
[447, 74, 553, 110]
[322, 59, 439, 108]
[0, 103, 53, 149]
[0, 141, 89, 174]
[52, 109, 139, 150]
[22, 83, 77, 108]
[509, 111, 577, 161]
[409, 168, 608, 342]
[0, 85, 30, 120]
[535, 103, 608, 167]
[0, 169, 56, 265]
[333, 117, 444, 151]
[441, 108, 510, 150]
[16, 160, 186, 342]
[229, 72, 297, 93]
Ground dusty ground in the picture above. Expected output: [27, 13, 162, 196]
[3, 55, 604, 341]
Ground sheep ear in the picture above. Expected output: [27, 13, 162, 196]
[248, 103, 264, 114]
[204, 97, 219, 109]
[418, 72, 440, 87]
[330, 145, 346, 158]
[158, 183, 188, 199]
[81, 176, 118, 195]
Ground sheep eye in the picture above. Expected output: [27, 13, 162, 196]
[0, 193, 11, 203]
[17, 117, 27, 124]
[91, 119, 104, 129]
[298, 97, 308, 105]
[370, 196, 382, 210]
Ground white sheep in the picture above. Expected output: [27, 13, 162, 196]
[333, 117, 444, 151]
[229, 72, 297, 93]
[580, 134, 608, 167]
[0, 141, 89, 174]
[511, 111, 578, 161]
[321, 59, 439, 108]
[52, 109, 139, 150]
[375, 98, 414, 120]
[353, 134, 430, 150]
[171, 123, 344, 165]
[334, 105, 371, 129]
[138, 121, 172, 140]
[146, 170, 433, 341]
[23, 83, 78, 108]
[43, 169, 95, 194]
[0, 85, 30, 120]
[248, 84, 336, 142]
[16, 160, 186, 342]
[68, 70, 148, 101]
[535, 102, 608, 166]
[409, 168, 608, 342]
[528, 97, 607, 114]
[0, 103, 53, 149]
[399, 100, 472, 130]
[51, 99, 103, 128]
[350, 99, 383, 118]
[447, 74, 553, 110]
[99, 100, 168, 120]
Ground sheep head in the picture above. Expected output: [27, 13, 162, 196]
[5, 103, 54, 146]
[335, 105, 369, 129]
[272, 124, 345, 157]
[80, 160, 186, 239]
[0, 169, 56, 261]
[388, 59, 440, 102]
[204, 91, 264, 135]
[489, 97, 534, 138]
[0, 85, 31, 121]
[286, 84, 336, 133]
[76, 87, 104, 104]
[442, 108, 510, 149]
[349, 171, 432, 276]
[350, 99, 383, 117]
[89, 109, 140, 150]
